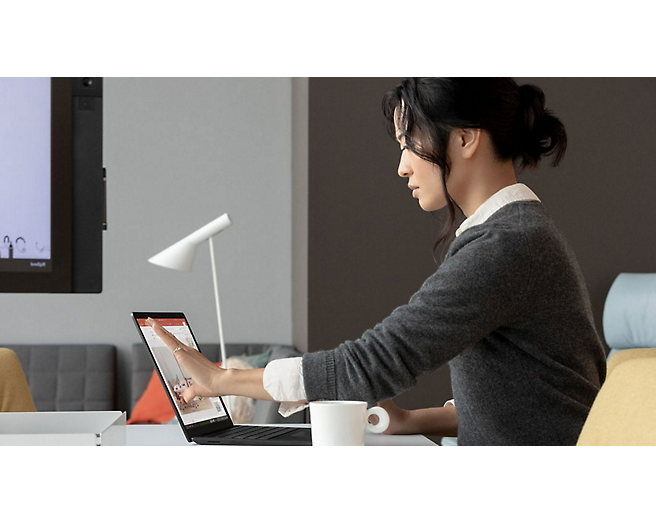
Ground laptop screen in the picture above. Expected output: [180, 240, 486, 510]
[136, 317, 229, 428]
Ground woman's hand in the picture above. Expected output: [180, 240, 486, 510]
[148, 317, 226, 403]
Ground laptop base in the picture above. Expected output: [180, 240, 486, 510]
[194, 425, 312, 446]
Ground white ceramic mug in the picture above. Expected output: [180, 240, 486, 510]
[309, 400, 390, 446]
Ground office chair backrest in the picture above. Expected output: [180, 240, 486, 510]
[577, 273, 656, 445]
[603, 273, 656, 360]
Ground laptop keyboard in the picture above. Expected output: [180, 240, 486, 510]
[218, 425, 299, 441]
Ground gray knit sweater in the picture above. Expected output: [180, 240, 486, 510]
[302, 201, 607, 445]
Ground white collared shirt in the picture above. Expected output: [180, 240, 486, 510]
[263, 183, 541, 416]
[455, 183, 541, 237]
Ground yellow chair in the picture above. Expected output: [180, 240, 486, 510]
[0, 348, 36, 412]
[577, 348, 656, 445]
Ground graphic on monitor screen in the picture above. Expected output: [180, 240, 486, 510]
[0, 77, 52, 272]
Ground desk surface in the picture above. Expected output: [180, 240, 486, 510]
[126, 424, 437, 446]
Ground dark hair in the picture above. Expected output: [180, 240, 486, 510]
[382, 77, 567, 263]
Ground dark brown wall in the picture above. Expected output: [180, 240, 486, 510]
[514, 78, 656, 334]
[307, 77, 656, 418]
[308, 77, 452, 413]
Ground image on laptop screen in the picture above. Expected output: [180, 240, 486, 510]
[136, 317, 228, 426]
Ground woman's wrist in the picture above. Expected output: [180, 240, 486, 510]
[221, 367, 274, 401]
[399, 408, 422, 434]
[383, 406, 420, 435]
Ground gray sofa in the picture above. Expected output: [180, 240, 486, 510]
[6, 342, 306, 424]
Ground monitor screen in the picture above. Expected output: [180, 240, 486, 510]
[0, 77, 52, 273]
[0, 77, 104, 293]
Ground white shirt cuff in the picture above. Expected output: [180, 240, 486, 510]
[444, 399, 455, 408]
[263, 357, 308, 418]
[277, 402, 309, 418]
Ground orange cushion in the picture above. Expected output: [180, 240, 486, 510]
[128, 363, 221, 425]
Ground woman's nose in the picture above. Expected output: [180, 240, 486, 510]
[398, 152, 411, 178]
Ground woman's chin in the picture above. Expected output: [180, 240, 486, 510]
[418, 198, 444, 212]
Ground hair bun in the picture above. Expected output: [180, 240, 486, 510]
[517, 84, 546, 134]
[513, 83, 567, 169]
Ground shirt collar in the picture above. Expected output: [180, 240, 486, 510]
[455, 183, 541, 237]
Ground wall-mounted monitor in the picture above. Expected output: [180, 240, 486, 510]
[0, 77, 105, 293]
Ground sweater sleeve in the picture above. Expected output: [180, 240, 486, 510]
[301, 225, 532, 404]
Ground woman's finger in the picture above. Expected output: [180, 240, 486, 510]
[182, 384, 204, 403]
[147, 318, 185, 352]
[147, 318, 218, 371]
[182, 386, 196, 403]
[174, 342, 219, 370]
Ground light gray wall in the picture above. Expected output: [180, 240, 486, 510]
[0, 78, 294, 409]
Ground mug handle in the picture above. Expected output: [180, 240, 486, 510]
[365, 406, 390, 434]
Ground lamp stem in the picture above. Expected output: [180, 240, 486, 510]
[208, 236, 231, 415]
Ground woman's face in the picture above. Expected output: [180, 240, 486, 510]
[395, 126, 449, 213]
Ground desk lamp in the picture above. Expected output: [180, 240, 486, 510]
[148, 213, 233, 411]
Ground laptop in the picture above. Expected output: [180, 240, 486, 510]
[131, 312, 312, 446]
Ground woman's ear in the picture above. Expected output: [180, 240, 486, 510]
[458, 128, 481, 160]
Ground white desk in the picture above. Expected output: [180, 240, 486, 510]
[126, 424, 437, 446]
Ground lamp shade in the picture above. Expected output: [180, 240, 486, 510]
[148, 213, 232, 272]
[148, 240, 197, 271]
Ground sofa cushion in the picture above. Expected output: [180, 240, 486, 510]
[4, 344, 116, 411]
[127, 368, 179, 425]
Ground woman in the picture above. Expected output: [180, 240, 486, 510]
[150, 78, 606, 445]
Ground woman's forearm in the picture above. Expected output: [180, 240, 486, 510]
[220, 368, 274, 401]
[403, 405, 458, 437]
[217, 369, 455, 438]
[161, 309, 447, 422]
[221, 368, 308, 407]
